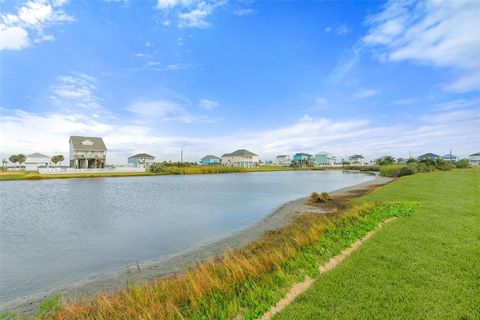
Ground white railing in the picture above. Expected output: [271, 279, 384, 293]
[39, 167, 146, 174]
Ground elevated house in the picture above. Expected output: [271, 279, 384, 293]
[442, 154, 458, 162]
[417, 153, 440, 162]
[348, 154, 365, 165]
[314, 152, 335, 166]
[292, 153, 314, 166]
[276, 155, 291, 166]
[469, 152, 480, 166]
[25, 153, 50, 171]
[221, 149, 259, 168]
[200, 155, 221, 165]
[69, 136, 107, 169]
[128, 153, 155, 168]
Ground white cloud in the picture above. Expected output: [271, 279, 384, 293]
[155, 0, 224, 29]
[126, 99, 215, 123]
[329, 46, 361, 82]
[233, 8, 254, 16]
[0, 26, 29, 50]
[199, 98, 218, 110]
[0, 0, 73, 51]
[51, 73, 102, 110]
[336, 25, 349, 35]
[363, 0, 480, 92]
[2, 100, 479, 163]
[354, 89, 380, 99]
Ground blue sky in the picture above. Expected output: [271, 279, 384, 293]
[1, 0, 479, 163]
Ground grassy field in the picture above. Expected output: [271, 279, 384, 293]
[0, 166, 334, 181]
[274, 168, 480, 319]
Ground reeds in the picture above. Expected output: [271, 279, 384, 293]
[47, 202, 415, 320]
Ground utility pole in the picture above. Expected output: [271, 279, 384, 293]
[181, 149, 183, 163]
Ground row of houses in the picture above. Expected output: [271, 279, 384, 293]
[16, 135, 480, 171]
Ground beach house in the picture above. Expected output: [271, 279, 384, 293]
[221, 149, 259, 168]
[128, 153, 155, 168]
[200, 155, 221, 165]
[69, 136, 107, 169]
[442, 154, 458, 162]
[348, 154, 365, 165]
[417, 153, 440, 161]
[25, 153, 50, 171]
[314, 152, 335, 166]
[469, 152, 480, 165]
[292, 153, 314, 166]
[276, 155, 291, 166]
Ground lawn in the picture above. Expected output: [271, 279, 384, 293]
[274, 168, 480, 319]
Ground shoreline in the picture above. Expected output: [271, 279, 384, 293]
[1, 175, 392, 314]
[0, 166, 377, 182]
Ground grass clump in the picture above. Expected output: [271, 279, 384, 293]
[41, 202, 415, 320]
[306, 192, 331, 205]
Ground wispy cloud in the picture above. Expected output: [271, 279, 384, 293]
[354, 89, 380, 99]
[125, 99, 215, 123]
[363, 0, 480, 93]
[325, 24, 349, 35]
[199, 98, 219, 110]
[155, 0, 225, 29]
[233, 8, 254, 16]
[51, 73, 102, 110]
[329, 46, 361, 83]
[0, 0, 73, 50]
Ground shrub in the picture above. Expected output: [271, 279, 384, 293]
[435, 159, 454, 171]
[307, 192, 331, 204]
[398, 166, 414, 177]
[455, 159, 470, 169]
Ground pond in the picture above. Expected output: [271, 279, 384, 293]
[0, 170, 374, 303]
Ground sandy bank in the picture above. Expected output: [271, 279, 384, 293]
[2, 175, 393, 314]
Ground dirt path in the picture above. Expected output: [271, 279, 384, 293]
[259, 217, 397, 320]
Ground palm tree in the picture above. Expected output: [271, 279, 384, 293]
[17, 154, 26, 171]
[2, 159, 7, 172]
[51, 155, 65, 167]
[9, 155, 18, 170]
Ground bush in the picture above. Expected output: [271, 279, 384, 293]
[345, 165, 380, 172]
[398, 166, 415, 177]
[307, 192, 331, 204]
[455, 159, 470, 169]
[435, 159, 454, 171]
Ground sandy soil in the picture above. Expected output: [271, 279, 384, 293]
[1, 175, 393, 314]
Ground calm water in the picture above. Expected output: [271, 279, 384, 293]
[0, 170, 374, 302]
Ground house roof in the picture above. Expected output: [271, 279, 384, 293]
[69, 136, 107, 151]
[129, 153, 155, 159]
[276, 154, 288, 158]
[418, 153, 440, 158]
[222, 149, 258, 157]
[201, 155, 221, 161]
[26, 152, 49, 158]
[470, 152, 480, 156]
[349, 154, 364, 159]
[293, 153, 313, 157]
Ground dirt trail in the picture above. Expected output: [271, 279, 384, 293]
[259, 217, 396, 320]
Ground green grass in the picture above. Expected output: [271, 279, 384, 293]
[274, 169, 480, 319]
[0, 166, 334, 181]
[32, 204, 415, 319]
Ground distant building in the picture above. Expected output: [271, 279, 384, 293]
[69, 136, 107, 169]
[348, 154, 365, 165]
[314, 152, 335, 166]
[417, 153, 440, 161]
[469, 152, 480, 166]
[25, 153, 50, 171]
[200, 155, 221, 165]
[222, 149, 259, 168]
[442, 154, 458, 162]
[128, 153, 155, 168]
[276, 155, 291, 166]
[292, 153, 314, 166]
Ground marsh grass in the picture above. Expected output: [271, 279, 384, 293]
[43, 202, 415, 320]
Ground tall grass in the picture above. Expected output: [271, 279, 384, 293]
[45, 202, 415, 320]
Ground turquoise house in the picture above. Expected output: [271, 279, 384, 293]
[314, 152, 335, 166]
[200, 155, 221, 165]
[292, 153, 314, 166]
